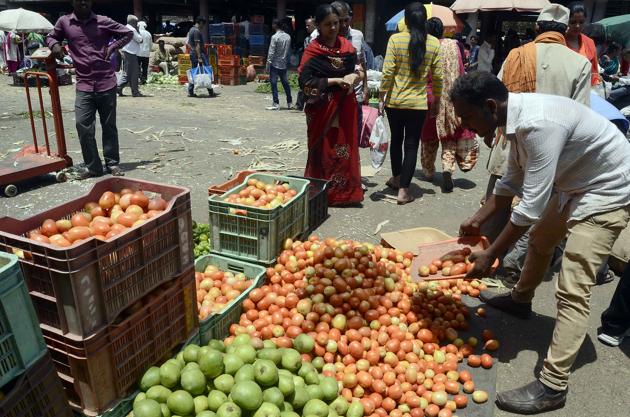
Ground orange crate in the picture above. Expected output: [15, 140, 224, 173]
[219, 74, 239, 86]
[0, 177, 193, 338]
[410, 236, 499, 281]
[178, 74, 188, 84]
[44, 266, 198, 416]
[214, 44, 233, 57]
[0, 353, 73, 417]
[249, 55, 265, 67]
[218, 66, 239, 78]
[219, 55, 240, 67]
[208, 170, 260, 196]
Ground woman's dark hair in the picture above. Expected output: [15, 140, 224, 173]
[537, 20, 568, 34]
[568, 1, 587, 18]
[426, 17, 444, 39]
[405, 2, 427, 73]
[315, 4, 339, 25]
[450, 71, 509, 106]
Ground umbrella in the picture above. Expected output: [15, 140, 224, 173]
[450, 0, 550, 14]
[0, 8, 54, 33]
[386, 4, 464, 35]
[593, 14, 630, 48]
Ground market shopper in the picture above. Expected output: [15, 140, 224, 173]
[481, 3, 591, 282]
[298, 3, 364, 206]
[137, 21, 152, 84]
[117, 15, 144, 97]
[420, 17, 478, 193]
[266, 19, 293, 110]
[454, 71, 630, 414]
[187, 17, 215, 98]
[565, 2, 600, 86]
[295, 17, 316, 111]
[47, 0, 132, 179]
[476, 34, 495, 73]
[379, 2, 442, 205]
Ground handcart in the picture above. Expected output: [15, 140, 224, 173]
[0, 47, 72, 197]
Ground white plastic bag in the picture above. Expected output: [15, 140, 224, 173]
[369, 115, 389, 169]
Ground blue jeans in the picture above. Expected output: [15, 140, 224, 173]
[188, 53, 213, 96]
[269, 66, 292, 105]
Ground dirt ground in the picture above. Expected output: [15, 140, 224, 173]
[0, 77, 628, 416]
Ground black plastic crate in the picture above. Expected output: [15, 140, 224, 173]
[289, 176, 329, 233]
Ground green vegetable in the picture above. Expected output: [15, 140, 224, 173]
[255, 73, 299, 94]
[193, 222, 211, 258]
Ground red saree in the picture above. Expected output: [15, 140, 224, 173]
[298, 36, 364, 206]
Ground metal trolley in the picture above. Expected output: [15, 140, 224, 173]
[0, 47, 72, 197]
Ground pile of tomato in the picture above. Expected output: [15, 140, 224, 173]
[27, 189, 168, 247]
[228, 237, 499, 417]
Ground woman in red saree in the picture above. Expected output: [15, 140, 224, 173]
[298, 4, 364, 206]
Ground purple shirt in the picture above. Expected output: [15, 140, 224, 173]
[46, 13, 132, 92]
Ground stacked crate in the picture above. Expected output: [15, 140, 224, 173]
[216, 43, 240, 86]
[0, 177, 198, 416]
[249, 15, 266, 70]
[0, 252, 73, 417]
[177, 53, 191, 85]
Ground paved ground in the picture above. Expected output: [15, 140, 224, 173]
[0, 77, 628, 416]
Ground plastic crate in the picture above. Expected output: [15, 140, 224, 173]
[0, 252, 47, 389]
[220, 74, 239, 86]
[214, 44, 233, 57]
[209, 173, 309, 264]
[251, 15, 264, 24]
[208, 170, 259, 196]
[195, 254, 266, 344]
[250, 45, 267, 56]
[45, 266, 198, 416]
[219, 55, 241, 67]
[289, 176, 329, 234]
[250, 23, 264, 35]
[210, 35, 226, 45]
[0, 177, 193, 338]
[249, 55, 265, 66]
[249, 34, 266, 46]
[209, 23, 225, 36]
[0, 352, 73, 417]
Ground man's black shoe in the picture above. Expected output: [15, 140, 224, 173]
[496, 380, 567, 415]
[479, 290, 533, 319]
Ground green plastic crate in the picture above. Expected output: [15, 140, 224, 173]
[208, 173, 309, 264]
[195, 254, 266, 344]
[0, 252, 47, 389]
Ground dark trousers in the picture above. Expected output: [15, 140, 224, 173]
[138, 56, 149, 83]
[270, 66, 292, 105]
[75, 87, 120, 174]
[601, 263, 630, 336]
[386, 107, 427, 188]
[117, 51, 140, 95]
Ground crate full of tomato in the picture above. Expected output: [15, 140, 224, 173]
[208, 173, 309, 264]
[0, 177, 193, 338]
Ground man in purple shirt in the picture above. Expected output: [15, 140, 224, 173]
[46, 0, 132, 178]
